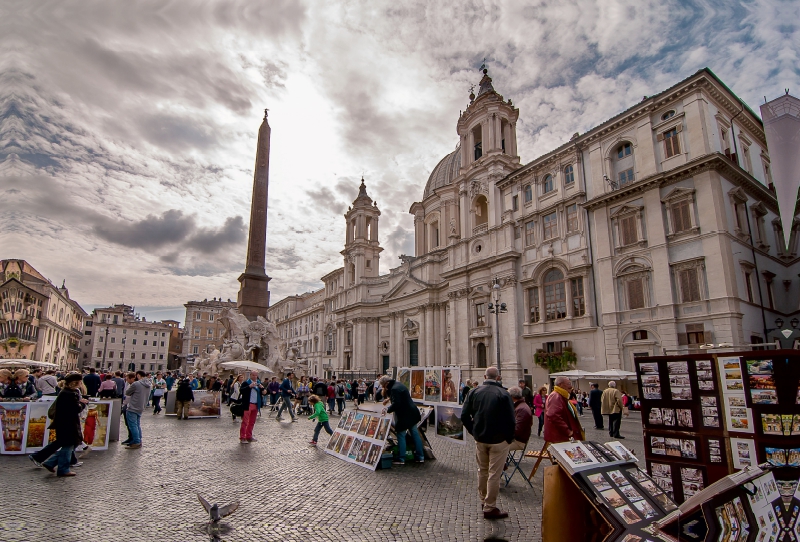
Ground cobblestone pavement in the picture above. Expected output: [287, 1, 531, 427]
[1, 403, 646, 542]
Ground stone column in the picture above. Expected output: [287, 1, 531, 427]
[510, 123, 518, 157]
[504, 123, 511, 154]
[494, 115, 502, 151]
[467, 131, 474, 165]
[424, 305, 434, 366]
[439, 303, 447, 365]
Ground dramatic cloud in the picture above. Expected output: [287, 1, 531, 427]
[1, 0, 798, 320]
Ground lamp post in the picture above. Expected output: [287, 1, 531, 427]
[767, 317, 799, 348]
[487, 278, 508, 374]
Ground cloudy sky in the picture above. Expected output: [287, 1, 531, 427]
[2, 0, 798, 323]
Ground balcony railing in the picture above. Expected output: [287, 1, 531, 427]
[473, 223, 488, 235]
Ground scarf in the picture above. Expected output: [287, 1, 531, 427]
[554, 386, 578, 420]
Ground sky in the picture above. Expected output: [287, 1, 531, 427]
[2, 0, 799, 324]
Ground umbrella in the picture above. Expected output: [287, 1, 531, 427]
[219, 360, 273, 373]
[587, 369, 637, 380]
[549, 369, 593, 378]
[0, 359, 59, 369]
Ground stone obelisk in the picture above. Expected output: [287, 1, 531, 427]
[237, 109, 272, 320]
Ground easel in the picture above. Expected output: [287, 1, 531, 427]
[542, 464, 615, 542]
[526, 441, 554, 481]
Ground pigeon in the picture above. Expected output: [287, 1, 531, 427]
[198, 493, 240, 523]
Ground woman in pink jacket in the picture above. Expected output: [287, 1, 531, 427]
[533, 386, 547, 437]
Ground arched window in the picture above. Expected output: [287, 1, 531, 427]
[524, 184, 532, 203]
[564, 165, 575, 185]
[614, 143, 635, 186]
[475, 196, 488, 227]
[476, 343, 487, 368]
[661, 110, 675, 121]
[544, 269, 567, 321]
[543, 175, 554, 194]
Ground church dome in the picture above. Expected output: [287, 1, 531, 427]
[423, 145, 461, 199]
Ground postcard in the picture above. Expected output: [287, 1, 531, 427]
[667, 361, 689, 374]
[662, 409, 675, 426]
[588, 473, 612, 492]
[703, 416, 719, 428]
[614, 504, 641, 525]
[608, 469, 629, 486]
[639, 479, 662, 497]
[676, 409, 693, 427]
[750, 388, 778, 405]
[765, 447, 786, 467]
[696, 370, 713, 380]
[633, 500, 657, 519]
[639, 362, 659, 375]
[746, 359, 773, 375]
[601, 488, 626, 507]
[696, 360, 712, 370]
[648, 408, 662, 425]
[650, 436, 666, 455]
[761, 414, 783, 435]
[698, 380, 714, 390]
[680, 439, 697, 459]
[701, 396, 717, 407]
[627, 469, 649, 483]
[642, 375, 661, 386]
[643, 386, 662, 400]
[620, 485, 645, 502]
[672, 387, 692, 400]
[726, 379, 744, 390]
[702, 406, 718, 416]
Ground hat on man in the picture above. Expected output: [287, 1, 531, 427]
[64, 372, 83, 384]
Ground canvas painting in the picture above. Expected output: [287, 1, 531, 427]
[410, 369, 424, 400]
[23, 401, 55, 452]
[424, 369, 441, 403]
[81, 401, 112, 450]
[0, 403, 29, 454]
[167, 390, 220, 418]
[440, 368, 459, 403]
[398, 368, 410, 391]
[435, 405, 464, 444]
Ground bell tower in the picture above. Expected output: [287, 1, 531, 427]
[342, 178, 383, 287]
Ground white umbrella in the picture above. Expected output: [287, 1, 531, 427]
[219, 360, 273, 373]
[549, 369, 593, 378]
[587, 369, 637, 380]
[0, 359, 59, 369]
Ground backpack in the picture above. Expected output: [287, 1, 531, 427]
[337, 384, 345, 396]
[47, 398, 58, 420]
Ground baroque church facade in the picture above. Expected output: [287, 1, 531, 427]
[268, 68, 800, 386]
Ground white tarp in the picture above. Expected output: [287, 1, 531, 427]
[760, 93, 800, 249]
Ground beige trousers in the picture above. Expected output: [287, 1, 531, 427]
[508, 439, 527, 451]
[476, 440, 510, 512]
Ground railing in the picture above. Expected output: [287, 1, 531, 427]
[0, 333, 38, 342]
[473, 223, 488, 235]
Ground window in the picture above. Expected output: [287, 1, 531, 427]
[192, 345, 199, 354]
[764, 274, 775, 310]
[564, 165, 575, 185]
[430, 221, 439, 248]
[763, 161, 773, 190]
[543, 212, 558, 240]
[626, 279, 645, 310]
[720, 127, 730, 154]
[476, 342, 487, 368]
[96, 350, 102, 357]
[119, 352, 124, 359]
[143, 340, 148, 346]
[193, 328, 200, 339]
[620, 215, 638, 246]
[661, 110, 675, 121]
[110, 337, 115, 344]
[544, 269, 567, 321]
[475, 303, 486, 327]
[99, 336, 104, 343]
[525, 220, 535, 246]
[670, 199, 691, 233]
[109, 351, 114, 358]
[528, 287, 540, 323]
[678, 267, 701, 302]
[571, 278, 585, 316]
[473, 125, 482, 160]
[141, 353, 146, 360]
[743, 270, 754, 303]
[742, 144, 752, 173]
[686, 324, 705, 345]
[347, 330, 352, 346]
[566, 204, 578, 232]
[543, 175, 554, 194]
[194, 312, 200, 321]
[160, 341, 165, 347]
[409, 339, 419, 366]
[524, 184, 532, 203]
[618, 168, 634, 185]
[512, 195, 518, 211]
[208, 314, 214, 322]
[514, 226, 521, 239]
[633, 330, 648, 340]
[151, 353, 156, 360]
[664, 128, 680, 158]
[617, 143, 632, 159]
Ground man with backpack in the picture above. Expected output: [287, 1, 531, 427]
[334, 380, 346, 415]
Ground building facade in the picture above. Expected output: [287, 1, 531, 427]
[82, 304, 174, 373]
[181, 298, 237, 370]
[161, 319, 184, 371]
[269, 68, 799, 387]
[0, 259, 86, 370]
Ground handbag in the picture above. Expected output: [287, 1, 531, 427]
[230, 400, 245, 417]
[153, 388, 165, 397]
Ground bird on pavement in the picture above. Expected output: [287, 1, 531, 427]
[198, 493, 240, 523]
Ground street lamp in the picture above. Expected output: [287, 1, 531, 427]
[487, 278, 508, 373]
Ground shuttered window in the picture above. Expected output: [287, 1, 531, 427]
[620, 215, 638, 245]
[679, 268, 701, 302]
[543, 212, 558, 239]
[671, 200, 691, 233]
[627, 279, 645, 310]
[664, 128, 680, 158]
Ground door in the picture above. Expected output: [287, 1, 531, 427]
[409, 340, 419, 366]
[382, 355, 390, 375]
[477, 343, 487, 368]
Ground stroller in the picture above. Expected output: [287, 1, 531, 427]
[296, 393, 313, 415]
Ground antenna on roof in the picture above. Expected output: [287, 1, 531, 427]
[480, 57, 487, 72]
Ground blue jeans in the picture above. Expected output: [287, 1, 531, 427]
[126, 411, 142, 444]
[313, 421, 333, 441]
[397, 425, 424, 462]
[327, 398, 335, 413]
[277, 396, 295, 419]
[43, 444, 75, 476]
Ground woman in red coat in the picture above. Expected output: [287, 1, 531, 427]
[533, 386, 547, 437]
[543, 376, 584, 444]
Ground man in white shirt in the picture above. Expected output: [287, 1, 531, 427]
[35, 370, 59, 396]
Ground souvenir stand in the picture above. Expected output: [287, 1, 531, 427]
[635, 351, 800, 506]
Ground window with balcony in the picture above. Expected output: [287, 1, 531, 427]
[613, 142, 635, 187]
[543, 269, 567, 321]
[662, 127, 681, 158]
[528, 287, 539, 323]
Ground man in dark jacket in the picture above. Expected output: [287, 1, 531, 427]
[83, 368, 101, 397]
[461, 367, 515, 520]
[507, 386, 533, 451]
[175, 377, 194, 420]
[588, 382, 604, 430]
[380, 375, 423, 465]
[37, 373, 87, 477]
[276, 372, 297, 422]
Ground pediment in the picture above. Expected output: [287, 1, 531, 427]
[661, 186, 695, 203]
[382, 275, 430, 301]
[610, 204, 643, 218]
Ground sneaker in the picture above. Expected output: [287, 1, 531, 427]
[415, 459, 425, 464]
[72, 461, 84, 467]
[275, 416, 283, 421]
[483, 508, 509, 520]
[29, 455, 43, 468]
[240, 439, 250, 444]
[57, 472, 77, 478]
[291, 418, 297, 423]
[615, 435, 626, 439]
[392, 460, 405, 465]
[309, 441, 317, 446]
[248, 437, 258, 442]
[125, 443, 142, 449]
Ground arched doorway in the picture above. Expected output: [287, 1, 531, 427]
[476, 343, 487, 368]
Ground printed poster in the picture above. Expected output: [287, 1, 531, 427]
[167, 390, 221, 418]
[441, 368, 459, 404]
[81, 401, 113, 450]
[0, 403, 29, 454]
[410, 369, 424, 400]
[23, 401, 55, 452]
[424, 369, 441, 403]
[435, 405, 464, 444]
[397, 368, 410, 392]
[326, 410, 392, 471]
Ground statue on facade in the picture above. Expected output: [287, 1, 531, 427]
[218, 308, 281, 369]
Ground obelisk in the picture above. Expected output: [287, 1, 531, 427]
[237, 109, 272, 319]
